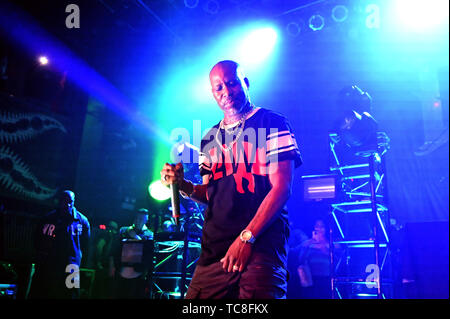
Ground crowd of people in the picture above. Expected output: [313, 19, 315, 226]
[28, 189, 164, 299]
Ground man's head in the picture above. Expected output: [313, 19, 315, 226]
[133, 208, 149, 230]
[108, 220, 119, 235]
[58, 190, 75, 216]
[209, 60, 250, 115]
[313, 219, 327, 238]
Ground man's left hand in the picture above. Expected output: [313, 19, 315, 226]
[220, 236, 253, 272]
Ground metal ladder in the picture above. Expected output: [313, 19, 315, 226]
[328, 133, 393, 299]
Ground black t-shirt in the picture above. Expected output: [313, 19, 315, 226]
[198, 107, 302, 266]
[35, 209, 91, 273]
[119, 225, 154, 241]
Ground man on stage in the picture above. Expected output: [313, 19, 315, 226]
[161, 60, 302, 299]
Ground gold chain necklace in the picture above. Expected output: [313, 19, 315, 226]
[215, 107, 254, 152]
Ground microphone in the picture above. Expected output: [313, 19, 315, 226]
[170, 183, 180, 225]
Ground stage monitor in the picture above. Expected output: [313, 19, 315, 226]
[120, 239, 153, 266]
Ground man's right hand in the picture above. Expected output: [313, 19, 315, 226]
[161, 162, 207, 203]
[160, 162, 184, 187]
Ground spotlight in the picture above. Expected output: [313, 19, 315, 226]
[337, 85, 372, 114]
[204, 0, 219, 15]
[394, 0, 449, 33]
[148, 180, 171, 201]
[335, 85, 378, 156]
[337, 110, 378, 154]
[184, 0, 199, 9]
[332, 5, 349, 23]
[38, 56, 49, 65]
[433, 100, 441, 108]
[237, 27, 278, 65]
[286, 21, 301, 37]
[309, 14, 325, 31]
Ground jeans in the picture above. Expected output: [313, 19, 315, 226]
[185, 253, 287, 299]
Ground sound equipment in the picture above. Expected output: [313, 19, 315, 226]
[150, 239, 201, 299]
[0, 284, 17, 299]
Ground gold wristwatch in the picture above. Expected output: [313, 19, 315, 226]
[240, 229, 256, 244]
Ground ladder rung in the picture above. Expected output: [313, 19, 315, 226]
[333, 278, 393, 284]
[332, 200, 372, 206]
[330, 164, 369, 171]
[355, 293, 379, 298]
[333, 240, 388, 248]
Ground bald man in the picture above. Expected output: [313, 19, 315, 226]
[161, 60, 302, 299]
[31, 190, 90, 299]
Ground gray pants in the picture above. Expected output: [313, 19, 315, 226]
[185, 253, 287, 299]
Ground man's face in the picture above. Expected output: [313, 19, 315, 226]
[134, 214, 148, 230]
[59, 192, 75, 215]
[314, 220, 326, 237]
[108, 222, 118, 235]
[209, 62, 250, 115]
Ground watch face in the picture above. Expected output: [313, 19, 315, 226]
[242, 230, 252, 241]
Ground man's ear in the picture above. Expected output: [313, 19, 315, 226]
[244, 77, 250, 89]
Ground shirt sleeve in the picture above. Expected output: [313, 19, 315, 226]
[265, 111, 302, 167]
[199, 150, 212, 177]
[199, 128, 216, 177]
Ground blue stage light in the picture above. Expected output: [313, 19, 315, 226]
[332, 5, 348, 23]
[286, 22, 302, 37]
[38, 56, 49, 65]
[236, 27, 278, 66]
[309, 14, 325, 31]
[184, 0, 199, 9]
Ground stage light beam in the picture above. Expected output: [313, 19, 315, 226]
[148, 23, 280, 182]
[148, 180, 171, 201]
[38, 56, 49, 65]
[394, 0, 449, 33]
[237, 27, 278, 66]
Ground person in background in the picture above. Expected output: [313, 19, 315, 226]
[91, 220, 118, 298]
[287, 226, 309, 299]
[297, 218, 331, 299]
[113, 209, 153, 298]
[119, 209, 153, 241]
[30, 190, 90, 299]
